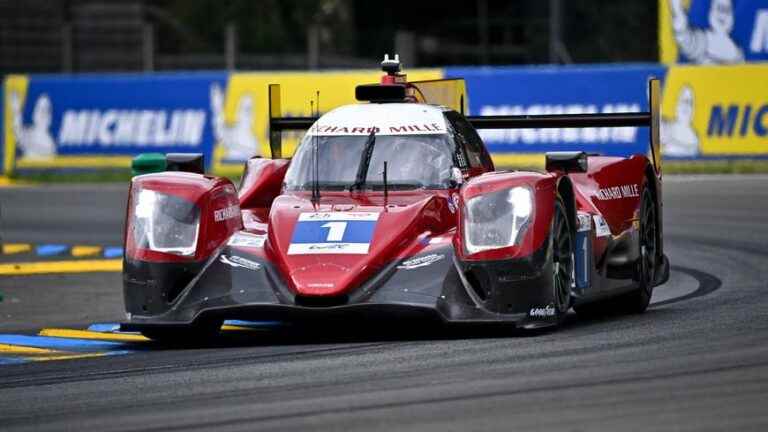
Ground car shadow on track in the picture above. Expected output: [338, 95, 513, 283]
[135, 264, 719, 350]
[142, 307, 680, 350]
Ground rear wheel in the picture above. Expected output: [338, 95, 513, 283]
[615, 186, 658, 314]
[575, 186, 659, 319]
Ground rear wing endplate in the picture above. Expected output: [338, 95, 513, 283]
[268, 84, 316, 159]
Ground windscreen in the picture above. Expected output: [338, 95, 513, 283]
[284, 134, 455, 191]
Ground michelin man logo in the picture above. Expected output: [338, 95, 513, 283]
[669, 0, 744, 64]
[661, 85, 700, 157]
[10, 92, 56, 158]
[210, 83, 261, 161]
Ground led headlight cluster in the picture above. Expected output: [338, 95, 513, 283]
[463, 186, 533, 254]
[131, 188, 200, 256]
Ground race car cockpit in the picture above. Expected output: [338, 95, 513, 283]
[283, 131, 455, 191]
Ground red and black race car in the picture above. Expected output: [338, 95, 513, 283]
[121, 55, 669, 340]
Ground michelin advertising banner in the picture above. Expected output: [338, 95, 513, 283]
[660, 0, 768, 64]
[446, 65, 666, 165]
[661, 63, 768, 158]
[3, 72, 227, 174]
[3, 63, 767, 174]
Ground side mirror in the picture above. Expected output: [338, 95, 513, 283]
[545, 151, 588, 173]
[166, 153, 204, 174]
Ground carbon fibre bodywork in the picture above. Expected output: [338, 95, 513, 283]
[123, 238, 561, 331]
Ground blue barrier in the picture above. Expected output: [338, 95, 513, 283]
[4, 72, 226, 172]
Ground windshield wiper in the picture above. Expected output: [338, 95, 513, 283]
[350, 129, 376, 192]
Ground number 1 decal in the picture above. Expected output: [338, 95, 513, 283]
[321, 221, 348, 242]
[288, 212, 380, 255]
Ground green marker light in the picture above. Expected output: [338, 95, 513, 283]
[131, 153, 167, 176]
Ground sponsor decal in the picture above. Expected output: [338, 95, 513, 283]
[446, 193, 459, 214]
[595, 184, 639, 201]
[290, 243, 370, 254]
[576, 212, 592, 232]
[306, 104, 448, 137]
[307, 282, 334, 288]
[227, 232, 266, 248]
[593, 215, 612, 237]
[309, 123, 444, 135]
[288, 212, 380, 255]
[397, 253, 445, 270]
[574, 213, 593, 289]
[214, 204, 240, 222]
[219, 254, 262, 271]
[299, 212, 379, 221]
[429, 236, 450, 245]
[529, 304, 556, 317]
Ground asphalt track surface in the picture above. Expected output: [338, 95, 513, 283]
[0, 176, 767, 431]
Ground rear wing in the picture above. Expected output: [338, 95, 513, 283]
[466, 78, 661, 175]
[268, 78, 661, 175]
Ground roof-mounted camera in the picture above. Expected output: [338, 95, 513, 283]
[381, 53, 401, 75]
[380, 53, 407, 86]
[355, 53, 409, 102]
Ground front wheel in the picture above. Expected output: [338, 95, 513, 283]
[616, 186, 658, 314]
[551, 197, 574, 321]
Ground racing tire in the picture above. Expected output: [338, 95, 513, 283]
[615, 186, 658, 314]
[141, 319, 223, 345]
[551, 196, 574, 322]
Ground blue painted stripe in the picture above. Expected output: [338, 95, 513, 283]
[224, 320, 283, 327]
[0, 334, 129, 352]
[36, 244, 69, 256]
[87, 323, 122, 333]
[0, 356, 29, 365]
[103, 247, 123, 258]
[101, 350, 136, 357]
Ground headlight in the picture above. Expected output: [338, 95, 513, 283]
[131, 188, 200, 256]
[463, 186, 533, 254]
